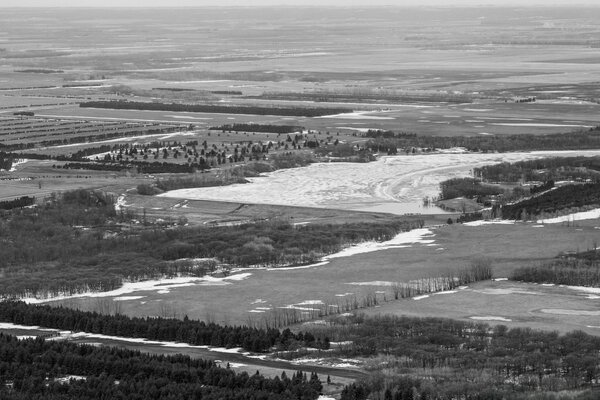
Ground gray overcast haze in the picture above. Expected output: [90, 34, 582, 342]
[0, 0, 597, 6]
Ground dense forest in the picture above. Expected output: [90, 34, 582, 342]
[0, 189, 423, 299]
[0, 333, 323, 400]
[500, 182, 600, 220]
[210, 124, 303, 134]
[0, 301, 329, 353]
[365, 126, 600, 153]
[80, 100, 350, 118]
[311, 314, 600, 400]
[474, 156, 600, 183]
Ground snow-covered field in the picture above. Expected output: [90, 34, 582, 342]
[159, 150, 600, 215]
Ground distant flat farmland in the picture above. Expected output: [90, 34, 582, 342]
[0, 116, 187, 149]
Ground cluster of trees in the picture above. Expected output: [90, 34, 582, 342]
[365, 126, 600, 153]
[438, 177, 503, 200]
[0, 151, 14, 170]
[80, 100, 350, 118]
[316, 314, 600, 399]
[210, 124, 303, 134]
[511, 252, 600, 287]
[530, 180, 555, 195]
[0, 188, 422, 299]
[500, 182, 600, 220]
[153, 173, 248, 192]
[0, 333, 323, 399]
[0, 196, 35, 211]
[474, 156, 600, 183]
[0, 301, 329, 353]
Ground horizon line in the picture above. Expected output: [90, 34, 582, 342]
[2, 4, 600, 8]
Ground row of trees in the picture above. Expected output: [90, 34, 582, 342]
[0, 301, 330, 353]
[210, 124, 303, 134]
[365, 126, 600, 153]
[80, 100, 351, 118]
[0, 333, 323, 399]
[511, 252, 600, 287]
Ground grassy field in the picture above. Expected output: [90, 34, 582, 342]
[45, 221, 600, 334]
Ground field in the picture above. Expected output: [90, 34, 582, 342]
[40, 220, 600, 335]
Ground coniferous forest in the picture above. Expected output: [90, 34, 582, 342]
[0, 333, 323, 400]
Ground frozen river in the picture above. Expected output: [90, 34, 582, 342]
[159, 150, 600, 215]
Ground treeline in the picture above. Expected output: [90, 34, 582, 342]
[210, 124, 303, 134]
[511, 253, 600, 287]
[474, 156, 600, 183]
[0, 188, 422, 299]
[80, 100, 351, 118]
[0, 301, 329, 353]
[314, 314, 600, 399]
[366, 126, 600, 153]
[0, 196, 35, 210]
[61, 160, 211, 174]
[501, 182, 600, 220]
[0, 333, 323, 400]
[439, 177, 503, 200]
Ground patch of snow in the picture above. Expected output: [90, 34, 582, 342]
[113, 296, 145, 301]
[464, 220, 514, 226]
[536, 209, 600, 224]
[158, 151, 600, 216]
[413, 294, 430, 300]
[475, 288, 541, 295]
[470, 316, 512, 322]
[20, 273, 252, 303]
[296, 300, 324, 305]
[493, 278, 508, 281]
[346, 281, 396, 287]
[540, 309, 600, 316]
[317, 111, 395, 120]
[269, 228, 435, 271]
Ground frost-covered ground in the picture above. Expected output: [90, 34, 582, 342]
[159, 151, 600, 215]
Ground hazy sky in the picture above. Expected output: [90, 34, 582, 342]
[0, 0, 597, 6]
